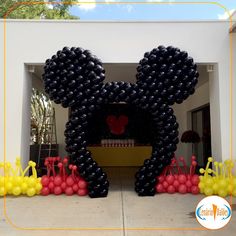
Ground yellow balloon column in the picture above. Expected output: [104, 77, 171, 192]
[0, 158, 42, 197]
[199, 157, 236, 197]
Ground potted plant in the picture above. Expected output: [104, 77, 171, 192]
[30, 88, 58, 176]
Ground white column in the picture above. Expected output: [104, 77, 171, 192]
[20, 66, 32, 168]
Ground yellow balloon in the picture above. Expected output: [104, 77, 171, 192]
[0, 158, 41, 197]
[199, 176, 204, 181]
[26, 188, 36, 197]
[233, 178, 236, 186]
[21, 182, 28, 194]
[205, 178, 214, 186]
[218, 189, 227, 197]
[5, 182, 13, 193]
[204, 187, 214, 196]
[8, 176, 13, 182]
[23, 176, 29, 182]
[12, 176, 23, 186]
[12, 186, 21, 196]
[35, 183, 42, 192]
[27, 177, 36, 187]
[228, 185, 233, 194]
[198, 182, 205, 190]
[218, 179, 227, 188]
[212, 184, 219, 194]
[0, 177, 4, 186]
[232, 189, 236, 197]
[37, 177, 41, 183]
[0, 187, 5, 196]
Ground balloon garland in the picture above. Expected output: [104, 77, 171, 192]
[43, 45, 198, 197]
[156, 156, 200, 194]
[199, 157, 236, 197]
[41, 156, 88, 196]
[0, 158, 42, 197]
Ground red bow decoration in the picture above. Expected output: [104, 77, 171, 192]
[106, 115, 128, 135]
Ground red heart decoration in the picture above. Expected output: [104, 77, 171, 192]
[106, 115, 128, 135]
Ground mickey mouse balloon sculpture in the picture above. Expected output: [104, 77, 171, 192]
[43, 46, 198, 198]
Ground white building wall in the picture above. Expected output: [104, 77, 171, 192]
[232, 33, 236, 161]
[0, 20, 233, 166]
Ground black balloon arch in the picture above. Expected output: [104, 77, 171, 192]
[42, 45, 199, 198]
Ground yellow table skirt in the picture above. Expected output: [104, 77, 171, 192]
[87, 146, 152, 166]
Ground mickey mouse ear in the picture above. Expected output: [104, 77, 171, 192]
[43, 47, 105, 108]
[136, 46, 199, 105]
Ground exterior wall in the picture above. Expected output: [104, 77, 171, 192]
[0, 20, 233, 166]
[232, 26, 236, 161]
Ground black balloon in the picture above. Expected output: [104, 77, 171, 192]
[42, 45, 198, 197]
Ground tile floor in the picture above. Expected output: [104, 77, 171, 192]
[0, 167, 235, 236]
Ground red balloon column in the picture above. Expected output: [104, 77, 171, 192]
[156, 156, 200, 194]
[41, 157, 88, 196]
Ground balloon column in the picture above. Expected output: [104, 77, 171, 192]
[199, 157, 236, 197]
[42, 45, 198, 197]
[156, 156, 200, 194]
[41, 157, 88, 196]
[0, 158, 42, 197]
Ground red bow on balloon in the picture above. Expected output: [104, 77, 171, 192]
[106, 115, 128, 135]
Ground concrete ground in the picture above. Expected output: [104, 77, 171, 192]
[0, 167, 235, 236]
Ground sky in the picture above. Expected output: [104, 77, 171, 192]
[67, 0, 236, 20]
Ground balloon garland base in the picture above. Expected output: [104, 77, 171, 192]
[199, 157, 236, 197]
[156, 156, 200, 194]
[0, 158, 42, 197]
[41, 157, 88, 196]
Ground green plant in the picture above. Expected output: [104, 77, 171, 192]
[1, 0, 78, 19]
[31, 88, 54, 144]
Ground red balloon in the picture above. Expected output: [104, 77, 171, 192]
[41, 176, 50, 187]
[186, 180, 192, 188]
[174, 174, 178, 180]
[61, 182, 67, 191]
[167, 185, 175, 194]
[48, 182, 55, 193]
[77, 189, 88, 196]
[66, 176, 74, 186]
[166, 175, 175, 185]
[191, 186, 200, 194]
[50, 176, 54, 181]
[178, 174, 187, 184]
[41, 187, 50, 196]
[54, 176, 62, 186]
[157, 176, 164, 183]
[65, 187, 74, 196]
[72, 184, 79, 192]
[178, 184, 187, 194]
[173, 180, 180, 189]
[54, 186, 62, 195]
[156, 184, 165, 193]
[78, 180, 87, 189]
[191, 175, 199, 185]
[162, 181, 169, 189]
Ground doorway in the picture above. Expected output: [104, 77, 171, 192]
[192, 105, 212, 167]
